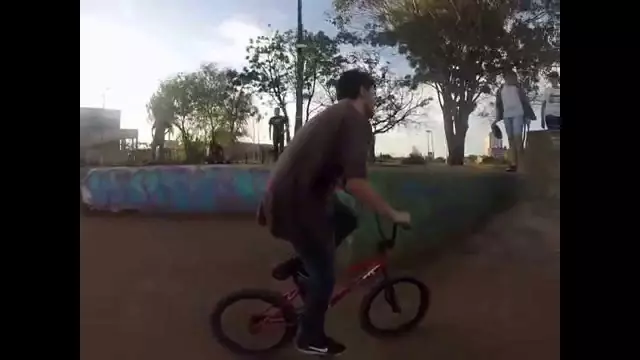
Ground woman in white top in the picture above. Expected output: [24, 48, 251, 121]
[494, 70, 536, 172]
[541, 71, 560, 130]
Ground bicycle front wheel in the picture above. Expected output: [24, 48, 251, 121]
[359, 276, 430, 337]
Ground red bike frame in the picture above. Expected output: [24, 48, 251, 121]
[248, 219, 401, 333]
[252, 248, 392, 330]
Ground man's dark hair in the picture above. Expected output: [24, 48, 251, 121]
[336, 69, 375, 100]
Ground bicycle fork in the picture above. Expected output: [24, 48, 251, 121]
[381, 269, 402, 314]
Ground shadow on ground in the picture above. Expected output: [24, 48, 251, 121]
[80, 202, 559, 360]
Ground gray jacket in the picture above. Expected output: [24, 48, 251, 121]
[495, 84, 536, 121]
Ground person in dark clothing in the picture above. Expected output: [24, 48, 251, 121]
[268, 108, 288, 162]
[257, 69, 411, 356]
[271, 192, 358, 292]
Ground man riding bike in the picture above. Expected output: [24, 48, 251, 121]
[257, 69, 412, 356]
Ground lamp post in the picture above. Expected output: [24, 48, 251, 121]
[294, 0, 304, 136]
[101, 87, 110, 108]
[426, 130, 435, 159]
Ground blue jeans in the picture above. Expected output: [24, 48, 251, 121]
[290, 196, 357, 342]
[292, 239, 336, 342]
[504, 115, 525, 138]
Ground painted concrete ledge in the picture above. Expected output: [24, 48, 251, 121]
[523, 130, 560, 203]
[81, 165, 522, 261]
[81, 165, 270, 213]
[343, 168, 522, 262]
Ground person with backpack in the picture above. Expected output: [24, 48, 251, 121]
[494, 70, 536, 172]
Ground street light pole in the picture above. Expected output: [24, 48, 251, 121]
[426, 130, 435, 159]
[294, 0, 304, 137]
[101, 87, 110, 108]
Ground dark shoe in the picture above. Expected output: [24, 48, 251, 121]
[506, 165, 517, 172]
[295, 336, 346, 356]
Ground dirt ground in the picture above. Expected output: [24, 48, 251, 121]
[80, 202, 559, 360]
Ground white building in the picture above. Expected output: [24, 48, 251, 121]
[80, 107, 139, 164]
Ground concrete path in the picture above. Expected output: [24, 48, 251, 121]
[80, 202, 559, 360]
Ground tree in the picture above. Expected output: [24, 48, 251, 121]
[244, 29, 341, 140]
[299, 31, 343, 125]
[333, 0, 560, 165]
[220, 69, 259, 141]
[147, 88, 176, 161]
[158, 73, 203, 162]
[190, 63, 228, 152]
[320, 46, 432, 158]
[147, 64, 258, 163]
[244, 30, 292, 143]
[351, 49, 431, 158]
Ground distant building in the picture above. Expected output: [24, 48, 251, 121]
[80, 107, 139, 164]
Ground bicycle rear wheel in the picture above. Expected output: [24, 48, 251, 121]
[359, 276, 430, 337]
[210, 289, 298, 355]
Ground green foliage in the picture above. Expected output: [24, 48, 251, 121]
[466, 154, 478, 163]
[243, 29, 342, 138]
[480, 155, 509, 165]
[146, 63, 258, 163]
[401, 152, 427, 165]
[336, 48, 432, 135]
[333, 0, 559, 165]
[244, 28, 430, 148]
[147, 86, 176, 144]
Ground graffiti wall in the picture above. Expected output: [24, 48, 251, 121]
[81, 164, 522, 260]
[81, 165, 270, 213]
[348, 169, 521, 259]
[524, 130, 560, 202]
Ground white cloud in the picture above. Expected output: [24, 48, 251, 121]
[81, 15, 198, 141]
[80, 15, 267, 143]
[79, 13, 494, 156]
[196, 18, 265, 69]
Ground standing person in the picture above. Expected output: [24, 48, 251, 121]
[494, 70, 536, 172]
[151, 119, 168, 162]
[268, 108, 287, 162]
[256, 69, 411, 356]
[541, 71, 561, 131]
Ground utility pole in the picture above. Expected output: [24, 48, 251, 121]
[426, 130, 435, 159]
[101, 87, 110, 108]
[294, 0, 305, 136]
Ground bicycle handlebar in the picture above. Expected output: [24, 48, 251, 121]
[374, 214, 411, 244]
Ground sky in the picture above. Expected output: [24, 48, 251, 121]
[80, 0, 546, 157]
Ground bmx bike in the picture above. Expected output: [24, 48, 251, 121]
[209, 215, 431, 355]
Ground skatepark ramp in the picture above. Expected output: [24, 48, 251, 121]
[524, 130, 560, 204]
[80, 137, 560, 360]
[80, 165, 523, 261]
